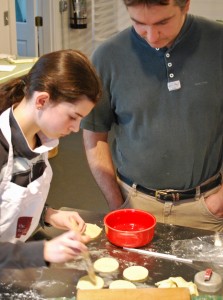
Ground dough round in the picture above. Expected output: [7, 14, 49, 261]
[76, 275, 104, 290]
[84, 223, 102, 240]
[155, 278, 177, 288]
[109, 279, 136, 289]
[93, 257, 119, 273]
[123, 266, 149, 282]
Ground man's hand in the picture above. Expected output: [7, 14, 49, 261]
[204, 184, 223, 217]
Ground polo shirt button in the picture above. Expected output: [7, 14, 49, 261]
[166, 53, 170, 58]
[169, 73, 174, 78]
[168, 62, 172, 67]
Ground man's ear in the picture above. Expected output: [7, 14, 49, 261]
[35, 92, 50, 110]
[184, 0, 190, 12]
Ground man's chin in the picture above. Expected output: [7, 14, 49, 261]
[149, 42, 168, 49]
[145, 39, 171, 49]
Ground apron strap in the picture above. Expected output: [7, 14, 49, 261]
[0, 109, 14, 183]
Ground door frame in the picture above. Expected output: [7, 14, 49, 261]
[37, 0, 63, 55]
[9, 0, 17, 53]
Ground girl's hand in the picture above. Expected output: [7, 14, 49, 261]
[45, 208, 86, 233]
[43, 230, 90, 264]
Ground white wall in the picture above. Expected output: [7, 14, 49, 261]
[62, 0, 119, 57]
[66, 0, 93, 57]
[48, 0, 95, 58]
[189, 0, 223, 21]
[117, 0, 131, 31]
[50, 0, 122, 57]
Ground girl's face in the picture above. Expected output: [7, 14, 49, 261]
[37, 95, 94, 139]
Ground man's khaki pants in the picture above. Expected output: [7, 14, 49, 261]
[118, 177, 223, 232]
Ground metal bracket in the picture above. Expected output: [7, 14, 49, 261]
[59, 0, 68, 13]
[4, 11, 9, 26]
[35, 16, 43, 27]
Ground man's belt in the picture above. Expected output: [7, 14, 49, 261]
[117, 170, 222, 201]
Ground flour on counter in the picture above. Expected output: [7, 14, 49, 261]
[0, 290, 45, 299]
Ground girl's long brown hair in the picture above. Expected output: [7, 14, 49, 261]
[0, 49, 102, 114]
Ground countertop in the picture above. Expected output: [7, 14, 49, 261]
[0, 208, 222, 299]
[0, 57, 36, 83]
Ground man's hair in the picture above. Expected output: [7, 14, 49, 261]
[122, 0, 188, 9]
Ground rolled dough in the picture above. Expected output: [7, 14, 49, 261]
[93, 257, 119, 273]
[123, 266, 149, 282]
[76, 275, 104, 290]
[155, 276, 199, 296]
[84, 223, 102, 240]
[109, 279, 136, 289]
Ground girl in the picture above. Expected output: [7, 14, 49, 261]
[0, 49, 101, 268]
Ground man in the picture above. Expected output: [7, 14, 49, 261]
[81, 0, 223, 231]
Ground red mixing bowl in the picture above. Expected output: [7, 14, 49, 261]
[104, 209, 156, 248]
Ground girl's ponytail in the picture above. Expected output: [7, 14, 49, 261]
[0, 76, 26, 114]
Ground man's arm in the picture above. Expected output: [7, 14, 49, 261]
[83, 129, 124, 210]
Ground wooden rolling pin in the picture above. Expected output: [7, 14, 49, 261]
[77, 287, 190, 300]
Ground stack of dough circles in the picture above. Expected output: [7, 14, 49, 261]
[123, 266, 149, 282]
[109, 279, 136, 289]
[76, 275, 104, 289]
[84, 223, 102, 240]
[93, 257, 119, 273]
